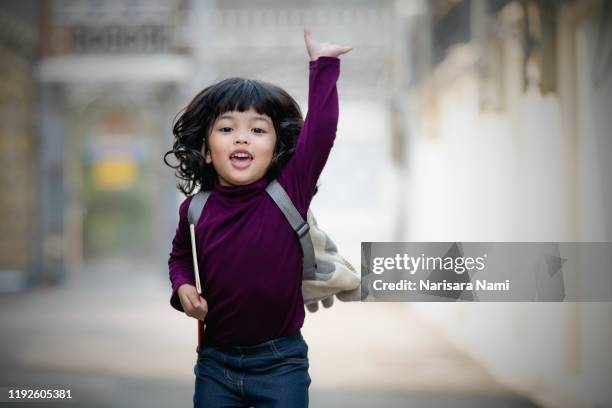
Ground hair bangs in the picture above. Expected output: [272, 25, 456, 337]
[211, 79, 281, 124]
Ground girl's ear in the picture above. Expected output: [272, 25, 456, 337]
[205, 150, 212, 164]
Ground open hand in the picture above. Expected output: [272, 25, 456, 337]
[304, 28, 353, 61]
[178, 283, 208, 321]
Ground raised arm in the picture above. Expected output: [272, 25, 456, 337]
[278, 29, 352, 215]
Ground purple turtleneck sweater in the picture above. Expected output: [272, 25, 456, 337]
[168, 56, 340, 346]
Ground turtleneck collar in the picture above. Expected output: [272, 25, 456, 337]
[212, 177, 269, 203]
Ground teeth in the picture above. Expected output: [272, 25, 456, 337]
[231, 152, 252, 159]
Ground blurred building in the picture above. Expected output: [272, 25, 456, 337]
[0, 0, 400, 290]
[0, 2, 38, 291]
[0, 0, 193, 288]
[396, 0, 611, 242]
[396, 1, 612, 406]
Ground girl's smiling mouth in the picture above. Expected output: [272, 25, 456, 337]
[229, 149, 253, 169]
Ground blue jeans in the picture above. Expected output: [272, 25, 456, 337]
[193, 330, 311, 407]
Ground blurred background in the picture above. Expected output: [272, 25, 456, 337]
[0, 0, 610, 407]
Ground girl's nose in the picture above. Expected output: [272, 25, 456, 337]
[234, 132, 250, 144]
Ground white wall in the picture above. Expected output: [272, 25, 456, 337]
[404, 7, 612, 408]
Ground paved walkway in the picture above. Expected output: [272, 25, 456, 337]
[0, 260, 538, 407]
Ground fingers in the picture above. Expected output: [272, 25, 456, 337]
[342, 46, 354, 54]
[187, 291, 201, 309]
[303, 28, 312, 48]
[336, 45, 353, 56]
[304, 27, 315, 59]
[180, 290, 197, 316]
[180, 287, 208, 321]
[304, 27, 315, 46]
[197, 296, 209, 318]
[189, 294, 208, 321]
[304, 27, 353, 60]
[178, 286, 196, 310]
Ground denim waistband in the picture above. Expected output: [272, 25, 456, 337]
[202, 329, 303, 356]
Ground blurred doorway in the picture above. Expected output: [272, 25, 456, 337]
[80, 107, 153, 260]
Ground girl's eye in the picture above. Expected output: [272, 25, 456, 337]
[219, 127, 232, 132]
[252, 128, 265, 134]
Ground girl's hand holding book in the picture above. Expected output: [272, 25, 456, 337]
[178, 283, 208, 321]
[304, 28, 353, 61]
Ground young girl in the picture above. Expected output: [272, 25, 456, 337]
[164, 29, 352, 407]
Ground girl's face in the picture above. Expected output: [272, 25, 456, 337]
[205, 107, 277, 187]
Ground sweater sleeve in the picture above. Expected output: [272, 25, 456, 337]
[277, 56, 341, 216]
[168, 195, 195, 312]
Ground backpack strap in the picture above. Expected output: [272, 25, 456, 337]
[265, 180, 317, 280]
[188, 190, 212, 225]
